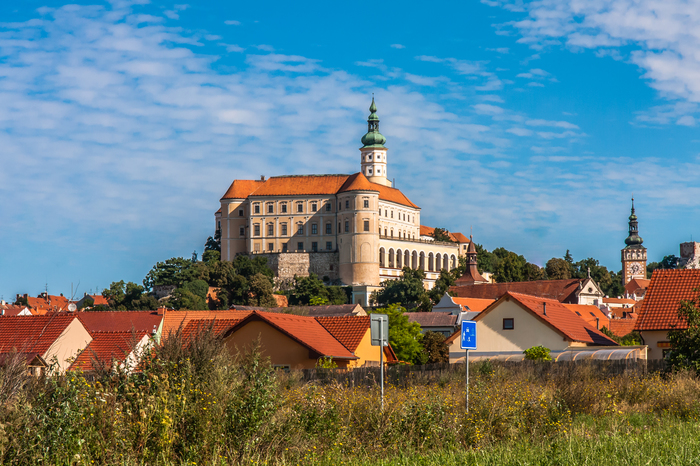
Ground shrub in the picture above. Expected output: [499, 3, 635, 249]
[523, 345, 552, 361]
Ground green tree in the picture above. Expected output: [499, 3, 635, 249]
[545, 258, 572, 280]
[667, 293, 700, 371]
[289, 274, 328, 305]
[475, 243, 496, 274]
[493, 250, 527, 283]
[369, 304, 427, 365]
[102, 281, 159, 310]
[523, 345, 552, 361]
[143, 257, 196, 290]
[372, 267, 431, 311]
[421, 331, 449, 364]
[205, 227, 221, 252]
[524, 262, 546, 281]
[248, 273, 277, 307]
[431, 228, 454, 243]
[428, 269, 457, 305]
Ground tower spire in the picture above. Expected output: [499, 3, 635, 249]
[361, 97, 386, 148]
[625, 197, 643, 247]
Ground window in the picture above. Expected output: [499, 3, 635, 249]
[326, 241, 332, 250]
[338, 222, 341, 233]
[311, 224, 318, 235]
[267, 224, 274, 236]
[254, 243, 260, 252]
[345, 221, 349, 233]
[312, 242, 318, 252]
[379, 210, 382, 217]
[239, 227, 245, 236]
[311, 202, 317, 212]
[338, 202, 341, 210]
[297, 242, 304, 251]
[254, 204, 260, 214]
[345, 200, 350, 209]
[297, 203, 303, 213]
[364, 220, 370, 232]
[403, 214, 406, 221]
[391, 211, 393, 218]
[281, 203, 287, 213]
[364, 199, 369, 208]
[281, 224, 287, 236]
[326, 223, 332, 234]
[503, 318, 514, 330]
[385, 210, 388, 217]
[268, 243, 274, 252]
[254, 224, 260, 236]
[282, 243, 288, 252]
[384, 228, 387, 236]
[325, 203, 331, 211]
[239, 209, 243, 217]
[297, 224, 303, 235]
[267, 204, 273, 213]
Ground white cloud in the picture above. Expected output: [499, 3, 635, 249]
[390, 44, 405, 49]
[255, 44, 275, 52]
[224, 20, 241, 25]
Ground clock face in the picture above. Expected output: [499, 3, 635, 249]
[630, 263, 641, 274]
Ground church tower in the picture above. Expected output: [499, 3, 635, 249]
[621, 198, 647, 285]
[360, 98, 391, 187]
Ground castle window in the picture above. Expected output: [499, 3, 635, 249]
[267, 204, 273, 213]
[268, 243, 274, 252]
[345, 221, 349, 233]
[254, 243, 261, 252]
[239, 227, 244, 236]
[364, 220, 370, 232]
[390, 229, 393, 238]
[281, 203, 287, 213]
[368, 168, 373, 175]
[338, 222, 341, 232]
[391, 211, 393, 218]
[254, 204, 260, 214]
[311, 202, 318, 212]
[282, 243, 288, 252]
[385, 210, 388, 217]
[281, 224, 288, 236]
[326, 241, 332, 250]
[267, 224, 274, 236]
[326, 223, 332, 234]
[297, 203, 303, 213]
[254, 224, 260, 236]
[297, 242, 304, 251]
[239, 209, 243, 216]
[403, 214, 406, 221]
[312, 242, 318, 252]
[325, 203, 331, 211]
[297, 224, 303, 235]
[338, 202, 341, 210]
[311, 224, 318, 235]
[384, 228, 387, 236]
[345, 200, 350, 209]
[364, 199, 369, 208]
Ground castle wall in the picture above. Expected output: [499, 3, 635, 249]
[252, 252, 339, 282]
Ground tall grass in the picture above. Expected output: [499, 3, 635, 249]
[0, 330, 698, 465]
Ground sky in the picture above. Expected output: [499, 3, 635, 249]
[2, 0, 700, 300]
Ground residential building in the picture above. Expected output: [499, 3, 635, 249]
[17, 293, 72, 314]
[69, 331, 151, 374]
[624, 278, 650, 300]
[315, 315, 397, 367]
[75, 294, 109, 309]
[217, 99, 469, 303]
[451, 277, 605, 306]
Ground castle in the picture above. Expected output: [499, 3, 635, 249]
[216, 99, 469, 304]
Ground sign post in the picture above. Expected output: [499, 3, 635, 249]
[460, 320, 477, 412]
[370, 314, 389, 410]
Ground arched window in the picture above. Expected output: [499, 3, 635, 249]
[396, 249, 403, 268]
[379, 248, 385, 268]
[412, 251, 418, 269]
[428, 253, 434, 272]
[405, 250, 410, 269]
[388, 249, 395, 268]
[451, 255, 457, 269]
[419, 252, 426, 271]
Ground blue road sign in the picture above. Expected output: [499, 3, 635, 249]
[461, 320, 477, 350]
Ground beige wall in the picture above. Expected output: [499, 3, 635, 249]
[224, 320, 351, 370]
[640, 330, 669, 360]
[348, 329, 386, 368]
[377, 200, 420, 240]
[475, 300, 570, 353]
[46, 319, 92, 374]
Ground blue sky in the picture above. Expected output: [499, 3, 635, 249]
[2, 0, 700, 300]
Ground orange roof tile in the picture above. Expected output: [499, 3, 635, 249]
[563, 304, 610, 329]
[451, 297, 495, 313]
[608, 318, 638, 338]
[181, 318, 243, 341]
[419, 225, 469, 242]
[603, 297, 636, 305]
[315, 316, 370, 352]
[635, 269, 700, 331]
[450, 232, 470, 243]
[451, 279, 584, 303]
[625, 278, 650, 295]
[77, 311, 162, 334]
[370, 182, 419, 208]
[0, 304, 33, 316]
[226, 311, 357, 360]
[221, 179, 265, 200]
[26, 295, 71, 312]
[70, 331, 148, 372]
[338, 172, 376, 193]
[0, 315, 78, 356]
[476, 292, 617, 346]
[420, 225, 434, 236]
[162, 310, 251, 339]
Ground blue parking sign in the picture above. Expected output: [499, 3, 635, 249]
[461, 321, 477, 350]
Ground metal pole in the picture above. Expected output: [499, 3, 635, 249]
[465, 349, 469, 413]
[380, 318, 384, 411]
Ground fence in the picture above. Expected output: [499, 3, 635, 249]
[296, 359, 668, 387]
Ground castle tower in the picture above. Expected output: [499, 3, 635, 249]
[455, 236, 488, 284]
[621, 198, 647, 285]
[360, 98, 391, 187]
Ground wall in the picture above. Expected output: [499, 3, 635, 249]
[640, 330, 669, 360]
[46, 319, 92, 373]
[254, 252, 339, 281]
[349, 329, 385, 368]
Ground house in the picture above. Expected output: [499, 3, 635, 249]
[77, 311, 164, 340]
[69, 331, 151, 373]
[450, 278, 605, 306]
[75, 294, 109, 310]
[445, 292, 617, 362]
[634, 269, 700, 360]
[160, 310, 250, 342]
[562, 304, 610, 331]
[0, 315, 92, 373]
[233, 303, 367, 317]
[432, 293, 494, 318]
[18, 293, 73, 314]
[625, 278, 650, 301]
[404, 312, 460, 337]
[0, 301, 33, 316]
[315, 316, 397, 367]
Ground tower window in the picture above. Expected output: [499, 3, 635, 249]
[281, 203, 287, 213]
[368, 168, 373, 175]
[345, 200, 350, 209]
[364, 220, 370, 232]
[364, 199, 369, 208]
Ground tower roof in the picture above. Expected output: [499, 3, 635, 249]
[361, 97, 387, 148]
[624, 197, 644, 248]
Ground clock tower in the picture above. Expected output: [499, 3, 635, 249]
[621, 198, 647, 285]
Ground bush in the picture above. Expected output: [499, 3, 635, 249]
[523, 345, 552, 361]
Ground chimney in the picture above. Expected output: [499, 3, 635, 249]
[596, 317, 600, 329]
[260, 175, 265, 181]
[543, 302, 547, 316]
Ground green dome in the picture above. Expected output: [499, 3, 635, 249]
[624, 198, 644, 247]
[361, 97, 386, 147]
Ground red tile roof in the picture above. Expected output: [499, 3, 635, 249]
[451, 297, 494, 313]
[603, 297, 636, 305]
[635, 269, 700, 331]
[419, 225, 469, 243]
[0, 315, 78, 355]
[78, 311, 162, 334]
[451, 279, 584, 303]
[338, 172, 376, 193]
[162, 310, 251, 338]
[181, 318, 243, 341]
[371, 182, 418, 208]
[226, 311, 357, 360]
[0, 304, 33, 316]
[26, 295, 71, 312]
[609, 318, 638, 337]
[315, 316, 370, 352]
[70, 331, 148, 372]
[625, 278, 650, 295]
[477, 292, 617, 346]
[221, 179, 265, 200]
[563, 304, 610, 329]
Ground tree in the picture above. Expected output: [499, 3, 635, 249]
[205, 227, 221, 252]
[143, 257, 196, 290]
[428, 269, 457, 305]
[545, 258, 572, 280]
[493, 250, 527, 283]
[369, 304, 427, 365]
[102, 280, 159, 311]
[421, 331, 449, 364]
[667, 294, 700, 372]
[648, 255, 680, 278]
[474, 243, 496, 274]
[288, 274, 328, 305]
[372, 267, 431, 311]
[248, 273, 277, 307]
[524, 262, 546, 281]
[431, 228, 454, 243]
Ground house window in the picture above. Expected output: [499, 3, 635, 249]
[239, 227, 244, 236]
[345, 200, 350, 209]
[297, 242, 304, 251]
[312, 242, 318, 252]
[326, 203, 331, 211]
[503, 318, 514, 330]
[282, 243, 288, 252]
[364, 220, 370, 232]
[297, 203, 303, 213]
[326, 223, 332, 234]
[326, 241, 333, 250]
[311, 224, 318, 235]
[297, 224, 303, 235]
[239, 209, 243, 217]
[254, 204, 260, 214]
[267, 204, 273, 213]
[345, 221, 349, 233]
[281, 224, 288, 236]
[268, 243, 274, 252]
[253, 224, 260, 236]
[267, 224, 274, 236]
[311, 202, 318, 212]
[364, 199, 369, 208]
[281, 203, 287, 213]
